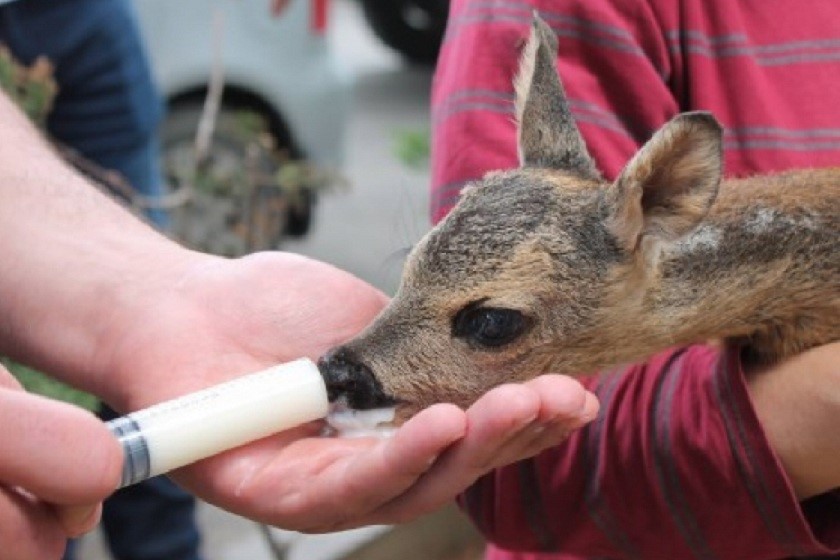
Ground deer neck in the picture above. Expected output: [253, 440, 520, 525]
[599, 173, 833, 366]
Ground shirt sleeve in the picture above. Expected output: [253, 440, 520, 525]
[464, 346, 840, 559]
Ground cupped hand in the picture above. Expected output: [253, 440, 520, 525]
[102, 251, 598, 532]
[0, 364, 122, 559]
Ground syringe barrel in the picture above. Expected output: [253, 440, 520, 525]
[107, 358, 328, 488]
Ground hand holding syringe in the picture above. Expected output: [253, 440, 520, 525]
[108, 358, 397, 488]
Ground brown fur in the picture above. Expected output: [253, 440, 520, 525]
[326, 16, 839, 416]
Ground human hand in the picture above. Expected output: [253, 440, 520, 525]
[99, 251, 598, 531]
[746, 341, 840, 499]
[0, 364, 121, 559]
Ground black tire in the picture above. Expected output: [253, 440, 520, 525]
[359, 0, 449, 65]
[284, 187, 315, 237]
[162, 101, 315, 253]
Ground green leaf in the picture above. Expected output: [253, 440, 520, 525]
[393, 128, 431, 170]
[1, 358, 99, 411]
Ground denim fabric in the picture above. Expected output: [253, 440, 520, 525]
[90, 405, 203, 560]
[0, 0, 168, 226]
[62, 462, 203, 560]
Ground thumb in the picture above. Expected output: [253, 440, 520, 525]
[0, 361, 23, 390]
[0, 387, 122, 505]
[54, 502, 103, 537]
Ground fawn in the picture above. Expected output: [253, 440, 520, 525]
[320, 15, 839, 417]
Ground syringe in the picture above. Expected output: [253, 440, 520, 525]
[107, 358, 327, 488]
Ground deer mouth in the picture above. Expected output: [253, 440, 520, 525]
[317, 347, 399, 411]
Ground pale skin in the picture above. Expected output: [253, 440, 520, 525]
[0, 91, 597, 559]
[745, 346, 840, 500]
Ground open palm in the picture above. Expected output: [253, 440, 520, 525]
[103, 251, 598, 532]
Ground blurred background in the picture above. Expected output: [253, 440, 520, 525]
[141, 0, 444, 295]
[54, 0, 483, 558]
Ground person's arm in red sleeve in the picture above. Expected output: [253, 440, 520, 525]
[468, 345, 839, 559]
[432, 1, 839, 558]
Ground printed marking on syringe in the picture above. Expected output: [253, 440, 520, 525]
[128, 364, 306, 423]
[107, 416, 151, 488]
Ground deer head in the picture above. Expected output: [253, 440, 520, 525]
[319, 14, 723, 418]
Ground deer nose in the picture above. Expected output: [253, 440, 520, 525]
[317, 347, 395, 410]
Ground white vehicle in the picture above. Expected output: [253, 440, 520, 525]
[132, 0, 350, 238]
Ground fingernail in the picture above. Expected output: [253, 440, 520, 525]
[531, 424, 547, 436]
[57, 503, 102, 537]
[523, 413, 539, 428]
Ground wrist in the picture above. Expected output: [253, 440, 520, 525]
[0, 186, 210, 404]
[0, 92, 212, 399]
[746, 342, 840, 499]
[90, 247, 225, 408]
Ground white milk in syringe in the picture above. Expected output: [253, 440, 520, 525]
[108, 358, 394, 488]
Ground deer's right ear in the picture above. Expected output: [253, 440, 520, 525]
[514, 14, 599, 178]
[605, 112, 723, 253]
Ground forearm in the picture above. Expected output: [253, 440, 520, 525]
[0, 91, 205, 399]
[746, 342, 840, 499]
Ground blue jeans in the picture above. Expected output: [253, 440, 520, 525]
[0, 0, 168, 227]
[61, 469, 202, 560]
[90, 406, 203, 560]
[0, 1, 199, 558]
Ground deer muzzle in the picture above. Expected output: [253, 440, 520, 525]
[317, 347, 396, 410]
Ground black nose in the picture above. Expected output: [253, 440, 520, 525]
[317, 347, 396, 410]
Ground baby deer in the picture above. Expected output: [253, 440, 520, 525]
[320, 15, 839, 416]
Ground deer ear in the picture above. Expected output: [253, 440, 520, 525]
[605, 112, 723, 251]
[514, 14, 599, 178]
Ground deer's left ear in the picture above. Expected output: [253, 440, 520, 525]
[515, 14, 599, 178]
[604, 112, 723, 252]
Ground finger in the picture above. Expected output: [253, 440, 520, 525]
[369, 383, 544, 523]
[0, 485, 67, 560]
[488, 376, 599, 465]
[494, 394, 598, 468]
[0, 362, 23, 390]
[523, 374, 598, 426]
[0, 389, 122, 504]
[439, 383, 543, 470]
[53, 502, 103, 538]
[528, 390, 599, 452]
[528, 388, 599, 452]
[371, 378, 597, 522]
[225, 403, 466, 532]
[323, 403, 467, 524]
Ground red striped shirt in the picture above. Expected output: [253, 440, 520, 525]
[430, 1, 840, 558]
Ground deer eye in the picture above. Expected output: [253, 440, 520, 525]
[452, 306, 528, 348]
